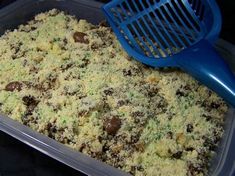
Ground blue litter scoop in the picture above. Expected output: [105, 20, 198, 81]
[102, 0, 235, 107]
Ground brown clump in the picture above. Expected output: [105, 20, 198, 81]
[22, 95, 39, 112]
[188, 163, 204, 175]
[117, 100, 129, 107]
[134, 142, 145, 152]
[172, 151, 183, 159]
[5, 81, 23, 91]
[104, 116, 121, 135]
[123, 69, 132, 76]
[73, 32, 89, 44]
[103, 88, 114, 96]
[22, 95, 37, 106]
[186, 124, 194, 133]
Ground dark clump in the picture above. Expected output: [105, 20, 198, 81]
[15, 46, 20, 53]
[210, 102, 220, 109]
[147, 90, 157, 97]
[61, 62, 74, 71]
[5, 81, 23, 92]
[188, 163, 204, 175]
[145, 85, 159, 97]
[96, 30, 106, 38]
[131, 111, 145, 124]
[63, 38, 68, 45]
[166, 131, 173, 139]
[212, 130, 221, 144]
[117, 100, 125, 107]
[98, 136, 103, 143]
[73, 32, 89, 44]
[176, 89, 185, 97]
[79, 58, 90, 68]
[201, 101, 222, 112]
[176, 85, 191, 97]
[130, 165, 144, 175]
[47, 123, 57, 133]
[47, 123, 57, 139]
[186, 124, 194, 133]
[202, 114, 212, 121]
[79, 143, 86, 152]
[90, 151, 103, 160]
[156, 98, 168, 113]
[22, 95, 39, 113]
[21, 113, 31, 125]
[103, 116, 121, 135]
[48, 132, 55, 139]
[78, 110, 88, 117]
[134, 142, 145, 152]
[131, 111, 145, 118]
[130, 133, 141, 144]
[102, 102, 111, 112]
[21, 111, 37, 126]
[59, 137, 71, 144]
[123, 66, 142, 77]
[11, 42, 23, 59]
[102, 144, 110, 153]
[186, 147, 194, 151]
[30, 26, 37, 31]
[203, 136, 217, 151]
[109, 52, 116, 58]
[22, 95, 38, 106]
[123, 69, 132, 76]
[90, 43, 99, 50]
[197, 150, 210, 165]
[183, 85, 191, 90]
[103, 88, 114, 96]
[172, 151, 183, 159]
[27, 103, 37, 112]
[117, 99, 129, 107]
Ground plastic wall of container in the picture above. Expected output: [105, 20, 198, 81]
[0, 0, 234, 176]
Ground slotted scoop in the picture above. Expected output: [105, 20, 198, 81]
[102, 0, 235, 107]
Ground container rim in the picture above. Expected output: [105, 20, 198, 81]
[0, 1, 234, 176]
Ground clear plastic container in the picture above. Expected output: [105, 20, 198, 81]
[0, 0, 234, 175]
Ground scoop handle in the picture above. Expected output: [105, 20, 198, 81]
[176, 40, 235, 107]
